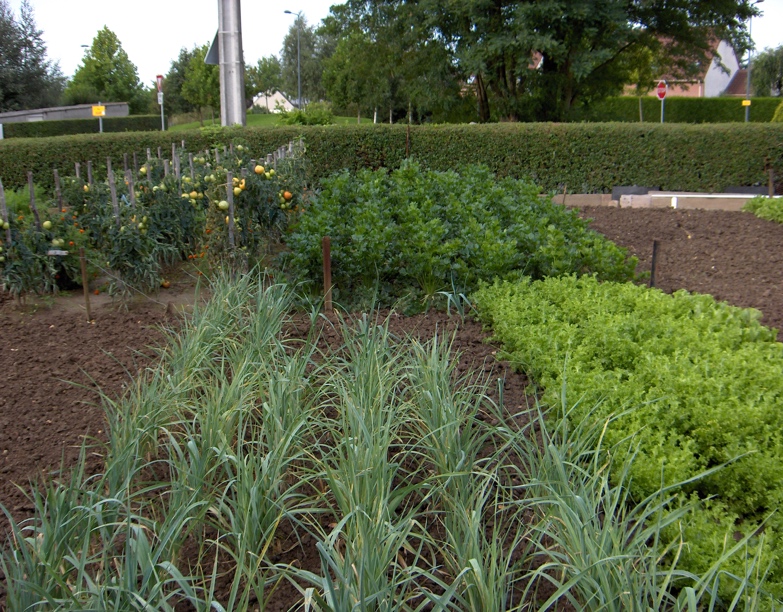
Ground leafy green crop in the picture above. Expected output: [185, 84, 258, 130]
[285, 160, 636, 309]
[743, 195, 783, 223]
[473, 275, 783, 600]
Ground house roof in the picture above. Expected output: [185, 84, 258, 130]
[723, 69, 748, 96]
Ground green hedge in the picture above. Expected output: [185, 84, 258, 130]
[1, 115, 165, 139]
[1, 123, 782, 194]
[572, 96, 782, 123]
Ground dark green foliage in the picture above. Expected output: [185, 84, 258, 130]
[473, 275, 783, 599]
[572, 96, 782, 123]
[278, 102, 334, 125]
[284, 160, 636, 308]
[2, 116, 165, 139]
[1, 123, 782, 194]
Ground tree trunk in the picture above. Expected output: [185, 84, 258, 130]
[373, 107, 377, 124]
[475, 72, 490, 122]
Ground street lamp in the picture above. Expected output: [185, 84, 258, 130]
[284, 10, 302, 109]
[746, 0, 763, 122]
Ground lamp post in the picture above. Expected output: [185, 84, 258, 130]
[284, 10, 302, 109]
[746, 0, 763, 123]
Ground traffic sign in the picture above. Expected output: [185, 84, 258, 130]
[157, 91, 164, 105]
[156, 74, 164, 92]
[656, 80, 667, 100]
[742, 99, 751, 107]
[92, 105, 105, 117]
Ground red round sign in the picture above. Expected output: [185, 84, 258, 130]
[656, 80, 667, 100]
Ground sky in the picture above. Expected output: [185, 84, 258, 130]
[7, 0, 783, 88]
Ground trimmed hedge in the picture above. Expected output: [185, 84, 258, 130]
[572, 96, 782, 123]
[1, 115, 165, 139]
[1, 123, 781, 194]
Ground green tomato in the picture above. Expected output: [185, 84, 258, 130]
[42, 220, 53, 230]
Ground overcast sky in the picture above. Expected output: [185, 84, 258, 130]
[8, 0, 783, 88]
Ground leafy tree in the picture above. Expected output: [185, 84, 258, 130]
[181, 43, 220, 125]
[321, 1, 466, 123]
[751, 45, 783, 97]
[0, 0, 64, 112]
[280, 15, 331, 106]
[246, 55, 282, 107]
[163, 47, 199, 116]
[419, 0, 760, 121]
[65, 26, 146, 113]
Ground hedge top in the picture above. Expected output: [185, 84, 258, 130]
[0, 122, 781, 194]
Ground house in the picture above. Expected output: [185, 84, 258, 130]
[252, 91, 295, 113]
[651, 40, 741, 97]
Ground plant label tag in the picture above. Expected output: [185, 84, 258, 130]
[47, 249, 68, 256]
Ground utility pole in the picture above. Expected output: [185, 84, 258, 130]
[215, 0, 246, 126]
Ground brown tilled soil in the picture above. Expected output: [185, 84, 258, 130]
[1, 206, 782, 609]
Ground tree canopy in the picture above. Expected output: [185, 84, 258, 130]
[280, 15, 332, 106]
[181, 43, 220, 124]
[751, 45, 783, 97]
[65, 26, 146, 113]
[323, 0, 760, 122]
[0, 0, 64, 112]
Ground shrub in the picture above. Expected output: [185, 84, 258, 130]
[773, 100, 783, 123]
[2, 123, 782, 194]
[278, 102, 334, 126]
[284, 160, 636, 309]
[572, 96, 781, 123]
[1, 115, 164, 139]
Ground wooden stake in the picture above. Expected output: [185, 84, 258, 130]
[27, 171, 41, 230]
[406, 123, 410, 157]
[323, 236, 332, 313]
[0, 178, 12, 244]
[79, 247, 92, 321]
[87, 160, 93, 185]
[157, 146, 162, 159]
[649, 239, 660, 288]
[188, 153, 195, 180]
[133, 152, 138, 174]
[769, 167, 775, 198]
[107, 159, 120, 227]
[125, 170, 136, 206]
[226, 171, 235, 249]
[53, 169, 63, 210]
[163, 159, 169, 177]
[74, 162, 81, 179]
[123, 153, 129, 173]
[146, 148, 152, 161]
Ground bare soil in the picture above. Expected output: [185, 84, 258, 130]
[1, 206, 781, 609]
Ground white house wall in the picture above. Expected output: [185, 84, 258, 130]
[705, 40, 740, 97]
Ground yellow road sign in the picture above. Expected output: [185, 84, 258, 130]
[92, 105, 106, 117]
[742, 99, 751, 107]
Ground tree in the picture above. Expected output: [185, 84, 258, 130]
[751, 45, 783, 97]
[246, 55, 282, 107]
[163, 47, 199, 116]
[181, 43, 220, 124]
[418, 0, 759, 121]
[280, 16, 331, 105]
[0, 0, 64, 112]
[65, 26, 146, 113]
[320, 1, 465, 123]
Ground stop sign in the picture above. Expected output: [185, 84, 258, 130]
[656, 80, 667, 100]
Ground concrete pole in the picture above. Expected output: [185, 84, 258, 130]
[218, 0, 246, 126]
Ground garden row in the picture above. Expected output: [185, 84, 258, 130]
[1, 122, 782, 193]
[474, 276, 783, 603]
[0, 140, 306, 299]
[2, 274, 771, 610]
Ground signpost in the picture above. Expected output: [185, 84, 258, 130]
[157, 74, 165, 131]
[92, 103, 105, 133]
[656, 80, 667, 123]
